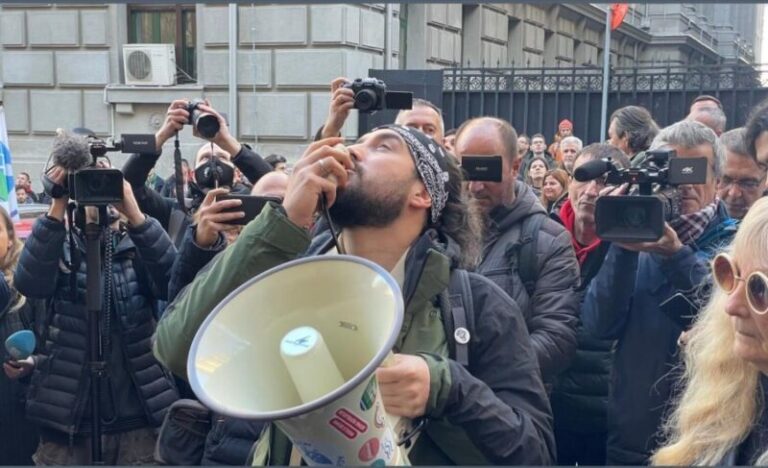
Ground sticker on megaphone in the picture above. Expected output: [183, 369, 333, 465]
[279, 326, 410, 465]
[5, 330, 36, 360]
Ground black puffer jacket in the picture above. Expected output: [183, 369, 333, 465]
[477, 182, 580, 382]
[15, 215, 179, 436]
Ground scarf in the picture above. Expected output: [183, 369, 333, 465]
[669, 201, 718, 245]
[559, 199, 602, 265]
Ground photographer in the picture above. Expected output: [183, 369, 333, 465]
[122, 99, 272, 244]
[14, 154, 179, 464]
[581, 120, 738, 464]
[317, 77, 445, 144]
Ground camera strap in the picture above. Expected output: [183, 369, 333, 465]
[173, 133, 187, 214]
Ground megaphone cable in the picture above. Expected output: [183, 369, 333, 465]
[320, 193, 344, 255]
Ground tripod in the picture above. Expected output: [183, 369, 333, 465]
[83, 205, 111, 465]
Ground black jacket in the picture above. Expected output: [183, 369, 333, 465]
[15, 215, 179, 436]
[478, 182, 580, 382]
[548, 210, 614, 435]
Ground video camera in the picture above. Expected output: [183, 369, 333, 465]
[52, 133, 156, 206]
[342, 78, 413, 114]
[573, 149, 709, 242]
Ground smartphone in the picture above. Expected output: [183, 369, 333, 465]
[216, 194, 281, 225]
[461, 155, 503, 182]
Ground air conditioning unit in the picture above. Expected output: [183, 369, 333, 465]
[123, 44, 177, 86]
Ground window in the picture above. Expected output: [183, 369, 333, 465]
[128, 4, 196, 82]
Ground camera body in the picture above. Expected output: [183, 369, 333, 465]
[186, 99, 220, 139]
[591, 150, 709, 242]
[342, 78, 413, 114]
[68, 134, 156, 205]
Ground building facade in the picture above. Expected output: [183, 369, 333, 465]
[0, 2, 763, 181]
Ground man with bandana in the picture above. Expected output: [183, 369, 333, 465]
[153, 126, 556, 465]
[581, 120, 737, 465]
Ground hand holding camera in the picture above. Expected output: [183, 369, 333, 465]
[155, 99, 242, 157]
[155, 99, 190, 150]
[321, 77, 356, 139]
[283, 137, 352, 229]
[194, 188, 245, 248]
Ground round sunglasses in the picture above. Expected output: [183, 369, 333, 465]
[712, 253, 768, 315]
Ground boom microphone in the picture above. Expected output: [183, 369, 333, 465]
[573, 158, 613, 182]
[51, 132, 92, 172]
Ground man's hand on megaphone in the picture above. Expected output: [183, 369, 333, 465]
[376, 354, 431, 418]
[3, 356, 35, 380]
[283, 137, 352, 229]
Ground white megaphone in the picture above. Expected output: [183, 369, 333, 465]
[187, 255, 411, 466]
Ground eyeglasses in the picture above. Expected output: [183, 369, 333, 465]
[712, 253, 768, 315]
[718, 176, 766, 192]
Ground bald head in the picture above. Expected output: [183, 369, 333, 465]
[455, 117, 518, 166]
[195, 143, 233, 168]
[251, 171, 289, 200]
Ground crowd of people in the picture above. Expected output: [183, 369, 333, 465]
[1, 77, 768, 467]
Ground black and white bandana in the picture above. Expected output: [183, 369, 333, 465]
[376, 124, 450, 224]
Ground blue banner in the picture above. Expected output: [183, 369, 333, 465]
[0, 106, 20, 221]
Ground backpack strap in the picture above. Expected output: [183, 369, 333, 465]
[516, 213, 545, 297]
[440, 269, 475, 368]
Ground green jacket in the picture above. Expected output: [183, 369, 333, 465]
[154, 203, 555, 465]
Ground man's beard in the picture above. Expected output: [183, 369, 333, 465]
[329, 168, 410, 228]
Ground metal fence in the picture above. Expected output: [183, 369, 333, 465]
[441, 64, 768, 144]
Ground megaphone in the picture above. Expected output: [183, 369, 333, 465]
[5, 330, 36, 360]
[187, 255, 410, 466]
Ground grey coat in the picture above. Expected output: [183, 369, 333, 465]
[477, 182, 580, 382]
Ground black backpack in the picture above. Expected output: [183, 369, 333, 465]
[443, 212, 545, 364]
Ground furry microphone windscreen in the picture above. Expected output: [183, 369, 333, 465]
[51, 132, 92, 172]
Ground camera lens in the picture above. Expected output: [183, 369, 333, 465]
[355, 89, 378, 112]
[87, 173, 109, 194]
[622, 206, 647, 229]
[195, 113, 220, 139]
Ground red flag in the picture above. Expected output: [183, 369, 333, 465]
[611, 3, 629, 31]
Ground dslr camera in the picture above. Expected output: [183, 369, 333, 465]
[69, 134, 155, 206]
[573, 149, 709, 242]
[342, 78, 413, 113]
[186, 99, 221, 139]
